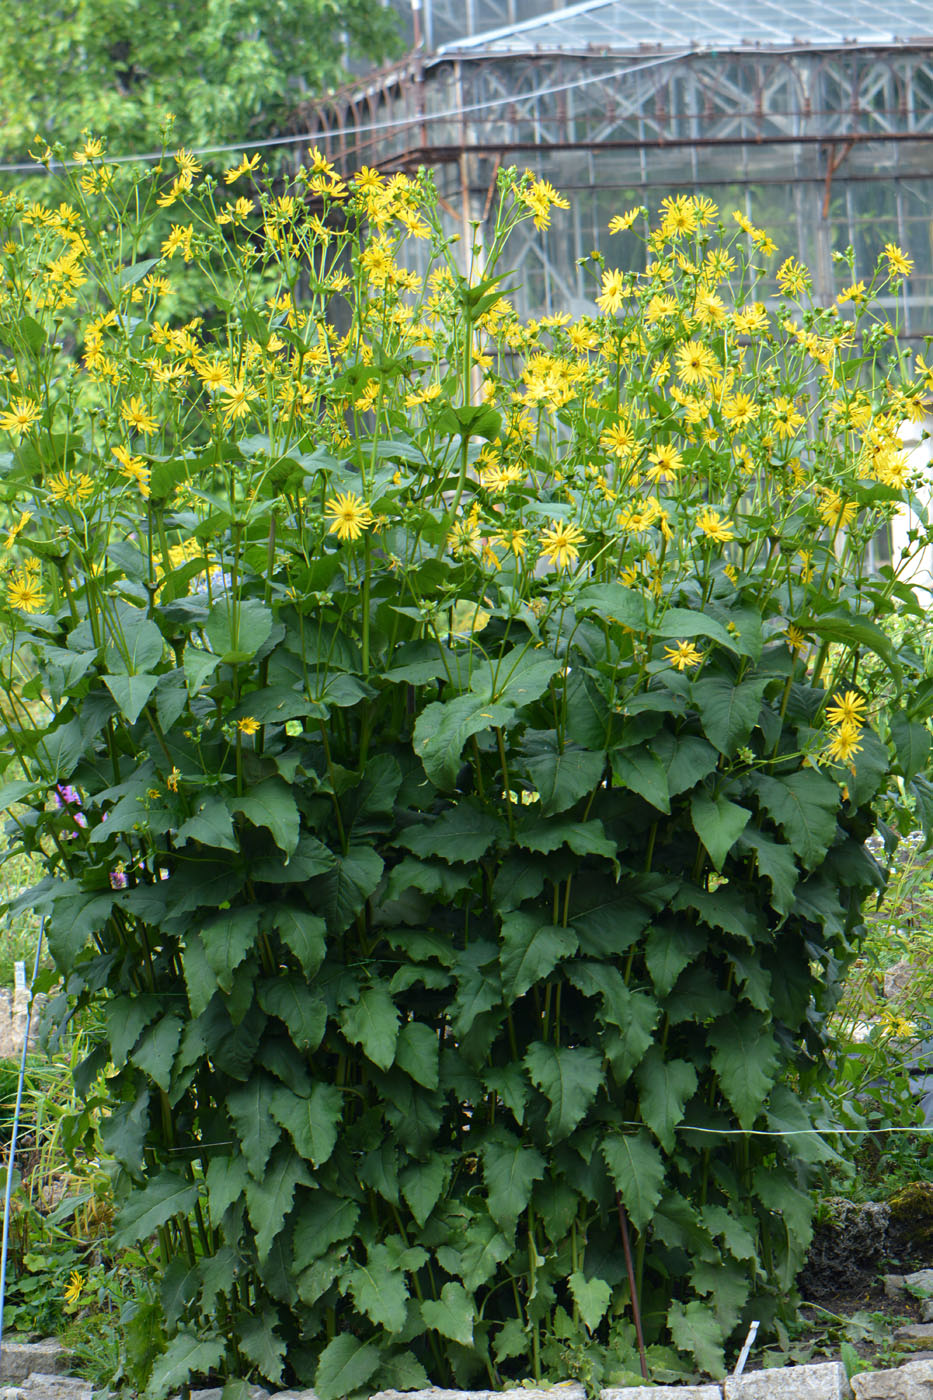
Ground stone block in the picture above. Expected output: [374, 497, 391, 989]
[883, 1273, 906, 1299]
[896, 1324, 933, 1343]
[852, 1358, 933, 1398]
[0, 1347, 68, 1385]
[906, 1270, 933, 1295]
[601, 1388, 722, 1398]
[369, 1390, 585, 1400]
[724, 1361, 848, 1399]
[21, 1376, 91, 1400]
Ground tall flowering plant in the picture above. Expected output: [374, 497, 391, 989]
[0, 143, 930, 1392]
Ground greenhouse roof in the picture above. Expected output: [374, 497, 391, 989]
[436, 0, 933, 56]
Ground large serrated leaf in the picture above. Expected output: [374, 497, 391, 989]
[751, 769, 838, 870]
[269, 1082, 341, 1166]
[244, 1146, 312, 1260]
[314, 1334, 381, 1400]
[601, 1130, 664, 1230]
[258, 977, 326, 1050]
[230, 780, 300, 855]
[667, 1299, 726, 1379]
[237, 1310, 287, 1386]
[522, 742, 606, 817]
[145, 1330, 225, 1399]
[112, 1171, 199, 1249]
[692, 675, 769, 756]
[421, 1281, 474, 1347]
[524, 1042, 602, 1141]
[709, 1013, 779, 1127]
[480, 1131, 545, 1232]
[635, 1047, 698, 1152]
[340, 984, 399, 1070]
[226, 1075, 282, 1177]
[347, 1243, 410, 1332]
[397, 800, 506, 863]
[499, 912, 577, 1000]
[272, 905, 328, 975]
[690, 793, 750, 871]
[200, 906, 261, 992]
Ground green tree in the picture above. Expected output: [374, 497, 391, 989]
[0, 0, 400, 160]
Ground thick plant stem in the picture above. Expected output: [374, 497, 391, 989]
[616, 1193, 649, 1382]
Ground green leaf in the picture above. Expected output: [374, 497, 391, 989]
[245, 1147, 312, 1260]
[450, 942, 501, 1036]
[237, 1311, 287, 1386]
[690, 793, 750, 871]
[226, 1076, 282, 1177]
[131, 1015, 183, 1092]
[112, 1171, 199, 1249]
[654, 606, 738, 652]
[421, 1281, 474, 1347]
[601, 985, 659, 1077]
[568, 1272, 612, 1333]
[347, 1244, 410, 1332]
[104, 994, 161, 1066]
[667, 1299, 726, 1379]
[611, 749, 671, 813]
[708, 1013, 779, 1128]
[146, 1330, 225, 1400]
[292, 1194, 360, 1263]
[394, 1021, 440, 1090]
[644, 922, 705, 997]
[176, 797, 238, 852]
[273, 905, 328, 975]
[518, 817, 616, 862]
[500, 912, 577, 1000]
[105, 600, 164, 675]
[635, 1048, 698, 1152]
[738, 829, 798, 917]
[314, 844, 383, 933]
[524, 1043, 602, 1141]
[340, 985, 399, 1070]
[576, 581, 646, 630]
[751, 769, 838, 870]
[522, 743, 606, 816]
[400, 1155, 449, 1226]
[397, 800, 506, 863]
[205, 1156, 249, 1225]
[693, 674, 769, 757]
[602, 1130, 665, 1230]
[801, 609, 901, 681]
[230, 779, 300, 855]
[102, 673, 160, 724]
[480, 1131, 546, 1232]
[269, 1083, 341, 1166]
[259, 977, 326, 1050]
[200, 906, 261, 992]
[205, 597, 273, 663]
[314, 1334, 381, 1400]
[701, 1204, 758, 1262]
[459, 1217, 513, 1291]
[184, 648, 221, 693]
[414, 693, 515, 789]
[119, 257, 161, 288]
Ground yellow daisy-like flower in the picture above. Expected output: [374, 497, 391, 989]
[595, 269, 626, 316]
[663, 641, 703, 671]
[121, 396, 158, 435]
[696, 508, 735, 543]
[608, 208, 641, 234]
[113, 445, 150, 499]
[645, 443, 684, 482]
[826, 721, 863, 764]
[785, 625, 809, 653]
[325, 492, 374, 543]
[225, 153, 261, 184]
[7, 572, 45, 613]
[0, 397, 41, 435]
[63, 1270, 84, 1306]
[166, 767, 182, 793]
[3, 509, 32, 550]
[675, 340, 718, 387]
[722, 392, 759, 428]
[220, 380, 258, 426]
[826, 690, 867, 729]
[237, 716, 261, 735]
[883, 243, 913, 278]
[539, 521, 585, 570]
[601, 419, 639, 459]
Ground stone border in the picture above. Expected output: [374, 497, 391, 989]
[4, 1352, 933, 1399]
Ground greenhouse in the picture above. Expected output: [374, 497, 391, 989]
[301, 0, 933, 332]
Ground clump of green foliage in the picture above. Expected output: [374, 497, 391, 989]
[0, 146, 930, 1394]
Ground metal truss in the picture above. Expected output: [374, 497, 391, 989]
[295, 42, 933, 330]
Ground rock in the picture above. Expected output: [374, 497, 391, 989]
[370, 1392, 585, 1400]
[884, 1273, 907, 1298]
[852, 1358, 933, 1397]
[724, 1361, 848, 1399]
[896, 1324, 933, 1342]
[906, 1269, 933, 1295]
[884, 958, 917, 1000]
[601, 1388, 722, 1398]
[800, 1199, 891, 1298]
[923, 1300, 933, 1322]
[0, 1347, 69, 1385]
[21, 1377, 91, 1400]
